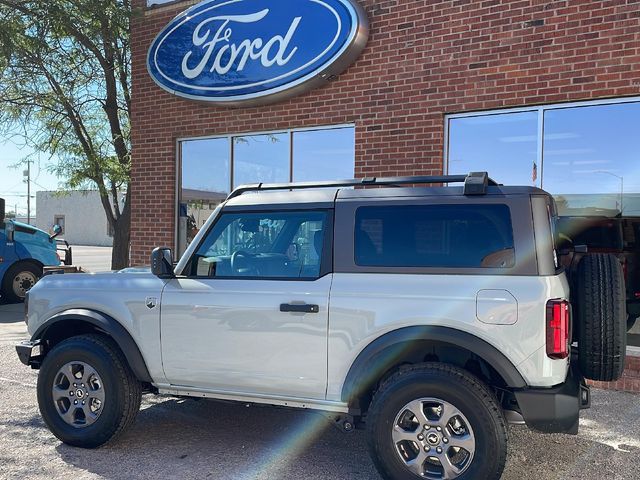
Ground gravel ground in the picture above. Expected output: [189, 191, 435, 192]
[1, 309, 640, 479]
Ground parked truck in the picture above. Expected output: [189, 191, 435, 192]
[0, 198, 72, 303]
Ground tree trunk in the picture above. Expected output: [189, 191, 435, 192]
[110, 195, 131, 270]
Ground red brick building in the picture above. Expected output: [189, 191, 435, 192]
[131, 1, 640, 386]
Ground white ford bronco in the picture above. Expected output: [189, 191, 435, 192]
[17, 173, 626, 480]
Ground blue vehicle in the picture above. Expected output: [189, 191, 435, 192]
[0, 198, 72, 303]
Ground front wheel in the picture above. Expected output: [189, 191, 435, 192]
[37, 335, 142, 448]
[367, 363, 507, 480]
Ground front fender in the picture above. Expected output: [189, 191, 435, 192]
[32, 308, 153, 384]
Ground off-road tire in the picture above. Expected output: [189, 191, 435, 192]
[37, 334, 142, 448]
[366, 363, 507, 480]
[575, 253, 626, 381]
[1, 261, 41, 303]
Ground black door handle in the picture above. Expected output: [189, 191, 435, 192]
[280, 303, 320, 314]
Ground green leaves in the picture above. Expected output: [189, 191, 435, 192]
[0, 0, 131, 196]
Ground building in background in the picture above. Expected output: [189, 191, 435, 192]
[36, 191, 121, 247]
[130, 0, 640, 382]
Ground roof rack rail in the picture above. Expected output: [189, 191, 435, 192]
[226, 171, 497, 200]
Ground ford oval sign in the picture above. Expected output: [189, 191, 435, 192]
[147, 0, 369, 107]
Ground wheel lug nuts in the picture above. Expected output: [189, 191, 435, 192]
[82, 401, 85, 405]
[73, 383, 77, 387]
[443, 438, 449, 443]
[417, 434, 424, 441]
[69, 391, 74, 396]
[436, 447, 443, 454]
[424, 425, 430, 430]
[424, 446, 430, 452]
[74, 400, 78, 405]
[81, 384, 85, 388]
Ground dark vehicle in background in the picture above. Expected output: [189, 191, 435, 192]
[557, 216, 640, 331]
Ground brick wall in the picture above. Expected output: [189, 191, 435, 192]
[130, 0, 640, 265]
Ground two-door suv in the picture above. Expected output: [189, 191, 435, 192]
[17, 173, 626, 480]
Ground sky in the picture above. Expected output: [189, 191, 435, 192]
[0, 139, 61, 218]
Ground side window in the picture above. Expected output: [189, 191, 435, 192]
[189, 211, 328, 279]
[355, 204, 515, 268]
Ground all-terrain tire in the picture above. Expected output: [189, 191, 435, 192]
[37, 334, 142, 448]
[367, 363, 507, 480]
[1, 261, 41, 303]
[575, 253, 626, 381]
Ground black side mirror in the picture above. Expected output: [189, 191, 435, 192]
[151, 247, 175, 278]
[0, 198, 5, 224]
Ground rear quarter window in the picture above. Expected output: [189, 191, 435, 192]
[355, 204, 515, 268]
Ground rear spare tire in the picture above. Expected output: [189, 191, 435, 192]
[574, 253, 626, 381]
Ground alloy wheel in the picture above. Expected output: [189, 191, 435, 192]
[392, 397, 475, 479]
[51, 361, 105, 428]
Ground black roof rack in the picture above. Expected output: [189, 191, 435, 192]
[227, 171, 497, 200]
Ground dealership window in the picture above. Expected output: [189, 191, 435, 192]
[178, 126, 354, 254]
[445, 97, 640, 348]
[446, 98, 640, 217]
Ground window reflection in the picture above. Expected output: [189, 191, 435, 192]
[233, 133, 290, 187]
[448, 111, 540, 187]
[179, 138, 231, 254]
[293, 127, 355, 181]
[542, 103, 640, 217]
[178, 126, 356, 256]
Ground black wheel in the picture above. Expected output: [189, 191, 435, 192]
[574, 254, 626, 381]
[1, 261, 41, 303]
[367, 363, 507, 480]
[37, 334, 142, 448]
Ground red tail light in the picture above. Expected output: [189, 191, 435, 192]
[546, 299, 570, 359]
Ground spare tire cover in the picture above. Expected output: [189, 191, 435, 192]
[574, 253, 626, 381]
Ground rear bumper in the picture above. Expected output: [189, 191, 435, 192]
[514, 362, 590, 435]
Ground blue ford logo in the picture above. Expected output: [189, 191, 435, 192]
[147, 0, 369, 106]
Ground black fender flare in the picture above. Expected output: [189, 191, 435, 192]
[341, 326, 527, 404]
[32, 308, 153, 384]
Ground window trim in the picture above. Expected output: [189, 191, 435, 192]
[182, 208, 334, 282]
[443, 96, 640, 189]
[175, 123, 354, 254]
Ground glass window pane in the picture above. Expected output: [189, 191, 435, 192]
[190, 211, 327, 279]
[179, 138, 231, 254]
[293, 127, 355, 181]
[355, 204, 515, 268]
[448, 112, 540, 187]
[542, 102, 640, 217]
[233, 133, 290, 187]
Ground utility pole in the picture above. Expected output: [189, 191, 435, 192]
[23, 160, 31, 224]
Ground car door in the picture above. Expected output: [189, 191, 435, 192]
[160, 209, 333, 400]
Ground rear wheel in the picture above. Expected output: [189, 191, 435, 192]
[1, 261, 41, 303]
[37, 334, 142, 448]
[574, 254, 626, 381]
[367, 363, 507, 480]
